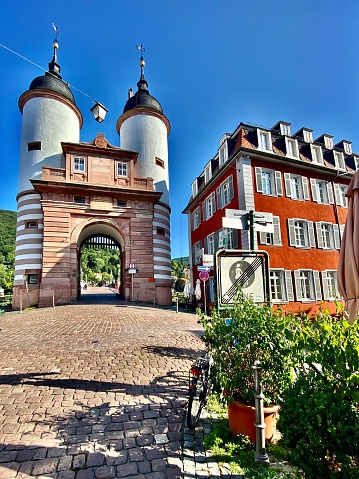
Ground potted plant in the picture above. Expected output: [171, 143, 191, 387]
[199, 291, 298, 443]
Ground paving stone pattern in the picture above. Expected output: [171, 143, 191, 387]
[0, 291, 217, 478]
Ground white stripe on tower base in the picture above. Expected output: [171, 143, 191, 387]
[14, 192, 43, 286]
[153, 203, 171, 280]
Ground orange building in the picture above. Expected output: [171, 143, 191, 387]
[183, 121, 355, 314]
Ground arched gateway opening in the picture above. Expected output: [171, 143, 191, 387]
[77, 223, 125, 299]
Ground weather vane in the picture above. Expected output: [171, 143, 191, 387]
[52, 23, 59, 43]
[135, 44, 145, 60]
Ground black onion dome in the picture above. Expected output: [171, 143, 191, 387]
[29, 73, 76, 104]
[123, 91, 162, 113]
[28, 40, 76, 105]
[123, 56, 162, 114]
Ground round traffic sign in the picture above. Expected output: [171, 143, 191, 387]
[199, 271, 209, 282]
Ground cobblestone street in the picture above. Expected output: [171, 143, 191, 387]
[0, 288, 207, 478]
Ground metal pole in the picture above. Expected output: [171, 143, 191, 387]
[176, 295, 179, 313]
[203, 280, 207, 315]
[52, 293, 55, 308]
[19, 297, 22, 314]
[131, 274, 134, 302]
[249, 210, 255, 251]
[253, 360, 269, 464]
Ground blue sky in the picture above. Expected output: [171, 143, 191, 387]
[1, 1, 359, 259]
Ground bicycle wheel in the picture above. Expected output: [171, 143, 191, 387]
[187, 364, 209, 430]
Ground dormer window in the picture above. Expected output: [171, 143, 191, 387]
[285, 138, 299, 158]
[334, 151, 345, 170]
[192, 179, 198, 197]
[311, 145, 323, 164]
[257, 130, 272, 152]
[219, 142, 228, 167]
[280, 123, 291, 136]
[324, 136, 333, 149]
[303, 130, 313, 143]
[204, 162, 212, 183]
[343, 142, 352, 155]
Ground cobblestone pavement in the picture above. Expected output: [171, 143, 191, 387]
[0, 288, 210, 479]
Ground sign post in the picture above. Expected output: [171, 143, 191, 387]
[199, 270, 209, 315]
[128, 263, 136, 301]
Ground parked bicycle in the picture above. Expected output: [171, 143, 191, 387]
[186, 349, 213, 430]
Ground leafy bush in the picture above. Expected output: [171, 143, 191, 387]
[278, 374, 359, 478]
[199, 293, 300, 406]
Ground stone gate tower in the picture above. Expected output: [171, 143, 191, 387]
[12, 40, 172, 308]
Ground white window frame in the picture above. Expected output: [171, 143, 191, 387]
[334, 184, 348, 208]
[343, 142, 352, 155]
[294, 269, 322, 302]
[218, 228, 238, 249]
[206, 233, 216, 255]
[117, 162, 128, 177]
[203, 192, 216, 220]
[259, 216, 282, 246]
[193, 242, 203, 265]
[311, 145, 323, 164]
[285, 138, 299, 158]
[324, 136, 333, 149]
[288, 219, 315, 249]
[192, 179, 198, 198]
[303, 130, 313, 143]
[217, 175, 234, 209]
[334, 151, 346, 170]
[315, 222, 340, 250]
[280, 123, 291, 136]
[270, 269, 294, 303]
[284, 173, 309, 201]
[204, 161, 212, 184]
[257, 130, 272, 152]
[310, 178, 334, 205]
[74, 157, 86, 172]
[192, 207, 201, 230]
[219, 142, 228, 167]
[322, 270, 341, 301]
[255, 167, 282, 196]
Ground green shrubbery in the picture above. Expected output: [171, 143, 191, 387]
[277, 309, 359, 478]
[199, 295, 359, 478]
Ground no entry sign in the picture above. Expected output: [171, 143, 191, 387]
[199, 271, 209, 281]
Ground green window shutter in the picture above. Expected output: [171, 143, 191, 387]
[313, 270, 322, 300]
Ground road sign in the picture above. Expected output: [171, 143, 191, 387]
[199, 271, 209, 281]
[197, 265, 210, 272]
[215, 249, 270, 308]
[129, 263, 136, 269]
[128, 268, 136, 274]
[203, 254, 214, 267]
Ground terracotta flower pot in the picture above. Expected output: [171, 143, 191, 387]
[228, 401, 280, 443]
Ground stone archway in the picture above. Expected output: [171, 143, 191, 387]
[74, 221, 127, 300]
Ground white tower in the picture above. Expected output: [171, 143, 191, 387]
[116, 49, 172, 304]
[13, 38, 82, 307]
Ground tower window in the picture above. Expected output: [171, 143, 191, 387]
[74, 196, 86, 204]
[117, 162, 128, 177]
[74, 157, 86, 172]
[27, 141, 41, 151]
[157, 227, 166, 236]
[27, 274, 38, 284]
[155, 158, 165, 168]
[26, 220, 38, 229]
